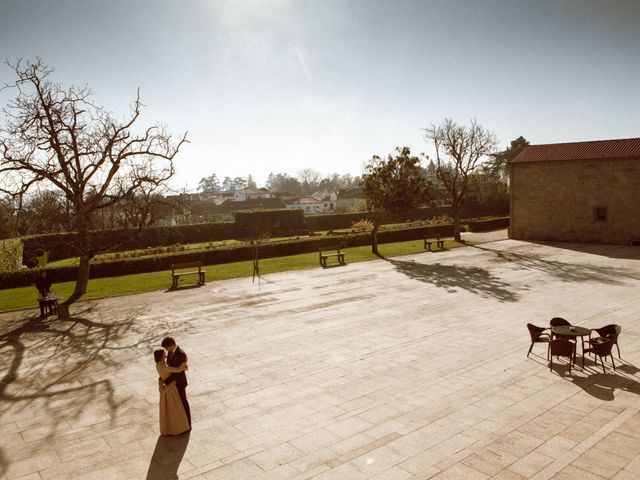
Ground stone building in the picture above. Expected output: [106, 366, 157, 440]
[509, 138, 640, 245]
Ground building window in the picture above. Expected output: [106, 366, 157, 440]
[593, 205, 608, 222]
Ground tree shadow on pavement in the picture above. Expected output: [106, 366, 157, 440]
[145, 432, 190, 480]
[0, 306, 157, 441]
[385, 257, 522, 302]
[473, 244, 639, 285]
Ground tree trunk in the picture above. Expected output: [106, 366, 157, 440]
[452, 204, 461, 242]
[58, 253, 91, 319]
[74, 253, 91, 296]
[371, 223, 380, 256]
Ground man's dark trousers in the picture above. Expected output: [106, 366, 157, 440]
[167, 346, 191, 427]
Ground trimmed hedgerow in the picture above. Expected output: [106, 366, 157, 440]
[2, 223, 455, 289]
[21, 222, 241, 264]
[303, 206, 453, 231]
[235, 209, 305, 236]
[467, 216, 509, 232]
[20, 203, 507, 264]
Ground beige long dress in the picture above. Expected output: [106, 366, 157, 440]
[156, 362, 190, 435]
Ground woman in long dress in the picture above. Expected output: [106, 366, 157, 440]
[154, 349, 190, 435]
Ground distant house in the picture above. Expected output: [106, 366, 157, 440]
[335, 187, 364, 213]
[312, 190, 337, 212]
[234, 188, 274, 202]
[217, 197, 286, 220]
[215, 192, 235, 204]
[509, 138, 640, 245]
[164, 193, 219, 224]
[284, 196, 328, 215]
[164, 192, 285, 223]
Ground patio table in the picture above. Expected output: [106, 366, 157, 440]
[551, 325, 591, 362]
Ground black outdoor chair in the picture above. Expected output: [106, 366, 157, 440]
[527, 323, 551, 358]
[583, 336, 616, 374]
[589, 324, 621, 357]
[549, 339, 576, 374]
[550, 317, 575, 342]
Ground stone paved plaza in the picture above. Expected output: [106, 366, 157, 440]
[2, 232, 640, 480]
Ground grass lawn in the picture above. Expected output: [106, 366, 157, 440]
[0, 238, 465, 312]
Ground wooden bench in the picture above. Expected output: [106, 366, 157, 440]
[170, 261, 206, 289]
[424, 237, 445, 251]
[319, 244, 346, 268]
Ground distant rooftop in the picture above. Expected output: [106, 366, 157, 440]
[512, 137, 640, 163]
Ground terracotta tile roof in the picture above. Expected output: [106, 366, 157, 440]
[511, 138, 640, 163]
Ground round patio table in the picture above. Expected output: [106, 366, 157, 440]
[551, 325, 590, 339]
[551, 325, 591, 359]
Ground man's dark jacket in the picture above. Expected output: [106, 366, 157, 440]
[35, 275, 52, 296]
[164, 346, 188, 386]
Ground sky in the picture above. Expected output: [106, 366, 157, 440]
[1, 0, 639, 191]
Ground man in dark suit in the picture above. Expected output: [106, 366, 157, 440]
[161, 336, 191, 428]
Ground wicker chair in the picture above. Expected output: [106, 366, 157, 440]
[583, 337, 616, 374]
[549, 339, 576, 374]
[589, 324, 621, 357]
[527, 323, 551, 358]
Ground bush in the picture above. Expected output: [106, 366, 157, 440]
[351, 219, 374, 232]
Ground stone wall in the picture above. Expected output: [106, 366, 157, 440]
[510, 158, 640, 244]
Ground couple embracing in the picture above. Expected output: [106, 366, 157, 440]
[154, 337, 191, 435]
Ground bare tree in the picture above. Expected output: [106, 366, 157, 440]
[297, 168, 321, 194]
[0, 59, 187, 311]
[14, 189, 71, 235]
[423, 119, 497, 241]
[118, 184, 176, 230]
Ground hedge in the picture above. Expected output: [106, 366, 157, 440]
[21, 222, 240, 264]
[235, 209, 305, 234]
[2, 223, 455, 289]
[304, 206, 453, 231]
[467, 217, 510, 232]
[19, 203, 508, 264]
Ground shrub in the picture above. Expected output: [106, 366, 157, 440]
[351, 219, 374, 232]
[430, 215, 453, 225]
